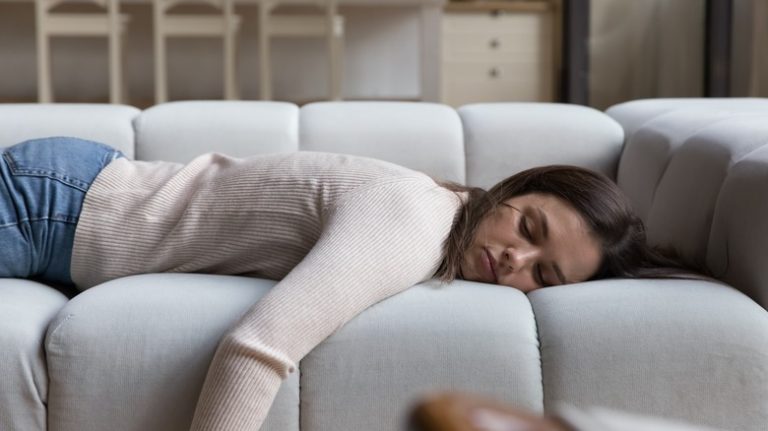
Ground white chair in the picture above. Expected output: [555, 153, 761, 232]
[259, 0, 344, 100]
[35, 0, 129, 104]
[153, 0, 240, 103]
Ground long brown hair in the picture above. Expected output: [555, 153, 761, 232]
[433, 165, 707, 284]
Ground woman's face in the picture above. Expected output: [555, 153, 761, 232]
[460, 192, 602, 293]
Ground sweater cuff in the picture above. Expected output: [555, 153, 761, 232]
[189, 339, 290, 431]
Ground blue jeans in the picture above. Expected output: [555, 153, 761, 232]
[0, 137, 123, 286]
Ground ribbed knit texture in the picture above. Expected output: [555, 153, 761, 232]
[70, 151, 464, 430]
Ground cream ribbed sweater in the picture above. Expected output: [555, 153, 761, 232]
[70, 151, 464, 430]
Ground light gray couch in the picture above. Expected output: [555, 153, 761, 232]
[1, 100, 767, 431]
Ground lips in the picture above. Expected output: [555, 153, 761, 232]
[482, 247, 497, 283]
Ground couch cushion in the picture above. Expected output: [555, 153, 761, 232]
[300, 281, 543, 431]
[45, 274, 299, 431]
[299, 101, 466, 184]
[0, 104, 139, 158]
[606, 98, 768, 137]
[608, 99, 768, 303]
[530, 278, 768, 431]
[709, 144, 768, 308]
[458, 103, 624, 189]
[624, 112, 768, 263]
[134, 101, 300, 163]
[0, 279, 69, 431]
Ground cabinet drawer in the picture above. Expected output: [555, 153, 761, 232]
[441, 61, 552, 106]
[442, 31, 547, 62]
[443, 11, 542, 35]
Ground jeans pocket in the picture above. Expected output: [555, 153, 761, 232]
[3, 137, 122, 192]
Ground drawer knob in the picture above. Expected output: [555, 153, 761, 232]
[489, 67, 501, 78]
[489, 38, 500, 49]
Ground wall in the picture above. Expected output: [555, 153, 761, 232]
[589, 0, 768, 110]
[0, 4, 423, 105]
[2, 0, 766, 107]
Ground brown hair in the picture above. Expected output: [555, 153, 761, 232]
[433, 165, 707, 284]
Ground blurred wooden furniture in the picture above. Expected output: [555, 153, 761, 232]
[35, 0, 129, 103]
[440, 0, 560, 107]
[153, 0, 240, 103]
[258, 0, 344, 100]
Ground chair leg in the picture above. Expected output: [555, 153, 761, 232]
[259, 2, 272, 100]
[223, 0, 238, 100]
[35, 5, 52, 103]
[329, 15, 343, 101]
[108, 12, 122, 104]
[154, 3, 167, 104]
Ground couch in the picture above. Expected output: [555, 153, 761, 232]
[1, 99, 767, 431]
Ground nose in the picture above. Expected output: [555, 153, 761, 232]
[502, 245, 540, 271]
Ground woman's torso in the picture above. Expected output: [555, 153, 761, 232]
[70, 151, 447, 289]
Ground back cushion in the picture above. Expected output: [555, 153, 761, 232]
[0, 104, 139, 158]
[134, 101, 299, 163]
[299, 101, 466, 184]
[458, 103, 624, 189]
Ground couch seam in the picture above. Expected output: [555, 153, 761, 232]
[528, 296, 546, 415]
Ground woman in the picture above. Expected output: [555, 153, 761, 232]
[0, 137, 693, 430]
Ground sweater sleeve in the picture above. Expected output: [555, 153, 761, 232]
[189, 177, 460, 431]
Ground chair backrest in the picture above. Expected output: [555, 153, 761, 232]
[153, 0, 230, 14]
[36, 0, 115, 14]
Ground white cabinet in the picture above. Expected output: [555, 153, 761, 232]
[440, 1, 558, 107]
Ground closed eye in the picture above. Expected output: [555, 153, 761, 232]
[519, 214, 533, 240]
[519, 214, 548, 288]
[535, 264, 550, 288]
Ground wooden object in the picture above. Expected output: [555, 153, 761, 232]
[153, 0, 240, 103]
[258, 0, 344, 100]
[441, 0, 559, 107]
[35, 0, 129, 103]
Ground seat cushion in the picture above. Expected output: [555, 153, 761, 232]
[530, 278, 768, 431]
[45, 274, 299, 431]
[299, 280, 543, 431]
[0, 279, 69, 431]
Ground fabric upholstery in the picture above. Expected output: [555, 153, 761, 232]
[606, 98, 768, 137]
[0, 280, 68, 431]
[0, 99, 764, 431]
[299, 281, 543, 431]
[0, 104, 139, 158]
[299, 101, 466, 184]
[608, 99, 768, 307]
[458, 103, 624, 189]
[530, 278, 768, 431]
[709, 144, 768, 307]
[134, 101, 299, 163]
[630, 113, 768, 263]
[615, 109, 742, 222]
[45, 274, 299, 431]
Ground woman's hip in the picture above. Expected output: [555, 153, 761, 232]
[0, 137, 124, 285]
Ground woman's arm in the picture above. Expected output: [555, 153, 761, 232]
[189, 177, 460, 431]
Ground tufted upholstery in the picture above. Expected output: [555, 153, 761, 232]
[0, 100, 766, 431]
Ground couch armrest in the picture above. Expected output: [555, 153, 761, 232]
[709, 145, 768, 308]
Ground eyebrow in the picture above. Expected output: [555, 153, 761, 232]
[537, 207, 567, 285]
